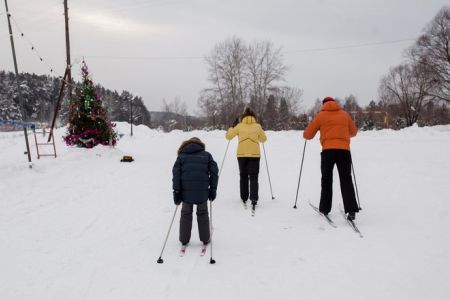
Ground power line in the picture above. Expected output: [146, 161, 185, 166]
[80, 38, 417, 61]
[82, 54, 204, 60]
[7, 14, 80, 87]
[284, 38, 416, 54]
[4, 11, 418, 66]
[10, 15, 57, 74]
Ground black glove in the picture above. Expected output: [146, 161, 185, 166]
[173, 190, 182, 205]
[209, 190, 216, 201]
[230, 118, 239, 128]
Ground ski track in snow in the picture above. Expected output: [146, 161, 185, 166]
[1, 123, 450, 300]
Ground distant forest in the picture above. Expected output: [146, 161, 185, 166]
[0, 69, 448, 133]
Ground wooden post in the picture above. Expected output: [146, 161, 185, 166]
[48, 68, 69, 143]
[4, 0, 32, 166]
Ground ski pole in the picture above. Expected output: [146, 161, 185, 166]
[156, 205, 179, 264]
[293, 140, 307, 209]
[262, 143, 275, 199]
[209, 200, 216, 264]
[218, 140, 230, 177]
[203, 136, 229, 265]
[350, 154, 362, 210]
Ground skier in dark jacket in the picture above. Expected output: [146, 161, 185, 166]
[172, 137, 219, 246]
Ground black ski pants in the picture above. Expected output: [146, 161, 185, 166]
[320, 149, 359, 214]
[237, 157, 260, 203]
[179, 202, 210, 245]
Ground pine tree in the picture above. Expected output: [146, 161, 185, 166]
[262, 94, 277, 129]
[63, 61, 117, 148]
[277, 98, 289, 130]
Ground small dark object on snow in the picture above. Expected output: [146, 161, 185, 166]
[210, 258, 216, 264]
[157, 257, 163, 264]
[120, 155, 134, 162]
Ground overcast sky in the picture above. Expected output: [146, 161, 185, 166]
[1, 0, 448, 113]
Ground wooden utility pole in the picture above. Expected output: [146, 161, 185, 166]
[64, 0, 72, 99]
[48, 68, 69, 143]
[4, 0, 32, 167]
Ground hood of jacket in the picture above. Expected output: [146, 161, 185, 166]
[321, 100, 341, 112]
[178, 139, 205, 155]
[241, 116, 257, 124]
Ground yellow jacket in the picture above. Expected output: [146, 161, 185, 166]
[226, 116, 267, 157]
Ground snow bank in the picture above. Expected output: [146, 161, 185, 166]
[1, 124, 449, 300]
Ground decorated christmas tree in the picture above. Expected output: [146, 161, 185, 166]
[63, 61, 117, 148]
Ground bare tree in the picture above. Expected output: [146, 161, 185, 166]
[342, 94, 364, 127]
[308, 98, 322, 117]
[379, 63, 436, 126]
[197, 89, 221, 128]
[342, 94, 361, 113]
[205, 36, 247, 125]
[247, 40, 288, 117]
[408, 6, 450, 103]
[161, 97, 188, 116]
[160, 97, 190, 130]
[202, 37, 291, 127]
[269, 86, 303, 115]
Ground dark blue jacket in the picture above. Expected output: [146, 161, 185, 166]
[172, 141, 219, 204]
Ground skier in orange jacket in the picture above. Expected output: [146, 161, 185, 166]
[303, 96, 359, 220]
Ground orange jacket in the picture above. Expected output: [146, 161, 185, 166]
[303, 101, 357, 150]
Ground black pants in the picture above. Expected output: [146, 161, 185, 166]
[179, 202, 210, 245]
[238, 157, 260, 202]
[320, 149, 359, 214]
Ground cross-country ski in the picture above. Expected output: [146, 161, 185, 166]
[200, 244, 208, 256]
[309, 202, 337, 228]
[179, 245, 187, 257]
[340, 205, 364, 238]
[242, 201, 248, 210]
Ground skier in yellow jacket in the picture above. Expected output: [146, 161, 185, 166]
[226, 108, 267, 209]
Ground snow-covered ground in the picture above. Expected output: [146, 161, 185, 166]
[1, 123, 449, 300]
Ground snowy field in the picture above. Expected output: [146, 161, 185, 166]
[1, 123, 449, 300]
